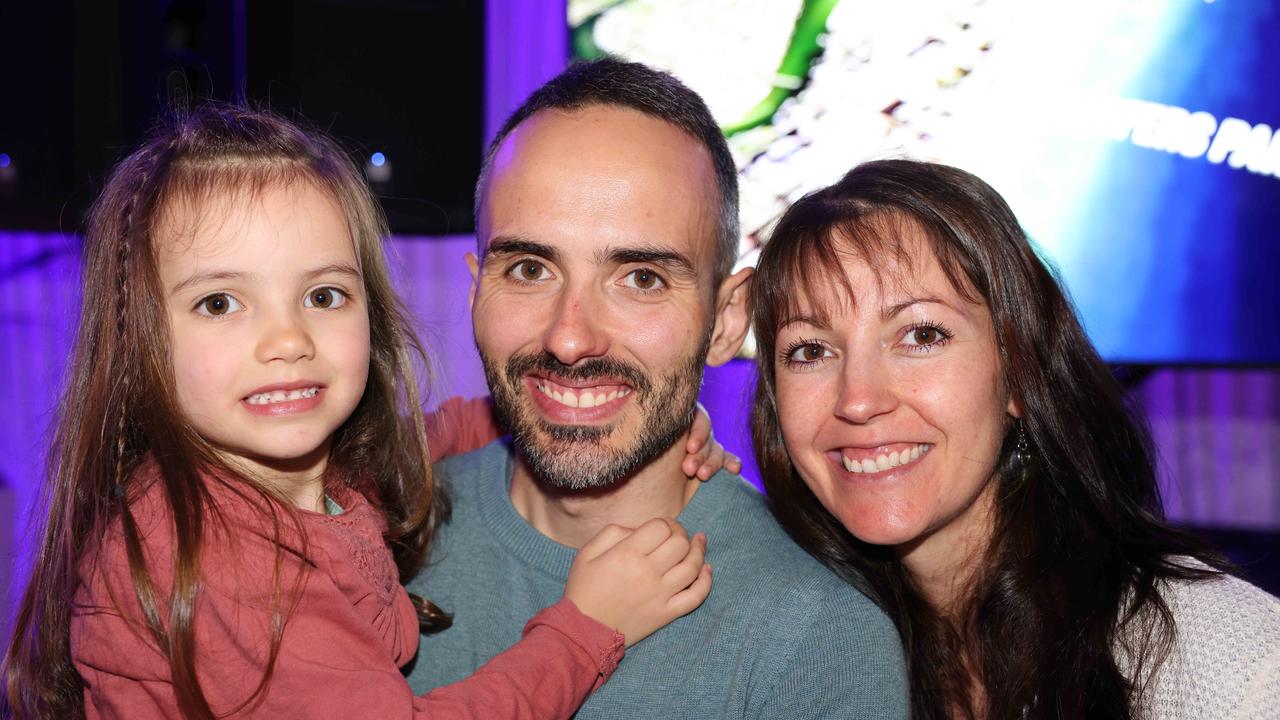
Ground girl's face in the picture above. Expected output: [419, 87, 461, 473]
[157, 181, 371, 485]
[773, 227, 1015, 578]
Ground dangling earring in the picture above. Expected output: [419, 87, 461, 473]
[1014, 420, 1031, 467]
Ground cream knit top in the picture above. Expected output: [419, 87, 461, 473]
[1119, 560, 1280, 719]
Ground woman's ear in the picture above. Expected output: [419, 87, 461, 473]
[706, 267, 753, 367]
[1007, 393, 1022, 419]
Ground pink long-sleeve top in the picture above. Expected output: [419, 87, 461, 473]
[71, 463, 623, 719]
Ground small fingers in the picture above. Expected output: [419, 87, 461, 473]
[616, 517, 680, 555]
[661, 533, 706, 589]
[578, 523, 633, 560]
[647, 529, 694, 571]
[725, 452, 743, 475]
[686, 402, 712, 452]
[666, 563, 713, 616]
[697, 443, 726, 481]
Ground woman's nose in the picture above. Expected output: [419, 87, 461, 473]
[834, 355, 898, 424]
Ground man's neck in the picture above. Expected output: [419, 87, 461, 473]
[508, 441, 702, 548]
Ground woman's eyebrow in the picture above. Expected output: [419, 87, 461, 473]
[881, 296, 964, 320]
[779, 313, 832, 331]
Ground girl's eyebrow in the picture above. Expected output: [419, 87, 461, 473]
[170, 263, 362, 295]
[305, 263, 362, 282]
[171, 270, 250, 295]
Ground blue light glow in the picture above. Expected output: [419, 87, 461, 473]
[371, 152, 386, 167]
[0, 153, 11, 169]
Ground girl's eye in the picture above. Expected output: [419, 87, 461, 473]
[902, 322, 954, 351]
[195, 293, 243, 317]
[304, 286, 348, 309]
[782, 340, 833, 367]
[509, 259, 551, 282]
[621, 267, 666, 292]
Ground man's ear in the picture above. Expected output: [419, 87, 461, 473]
[465, 251, 480, 310]
[706, 267, 753, 367]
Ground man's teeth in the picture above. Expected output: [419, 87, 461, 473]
[842, 444, 931, 474]
[535, 382, 630, 409]
[246, 387, 320, 405]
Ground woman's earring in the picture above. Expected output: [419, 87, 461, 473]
[1015, 420, 1031, 467]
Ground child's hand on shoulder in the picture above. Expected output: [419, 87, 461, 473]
[564, 518, 712, 647]
[681, 403, 743, 481]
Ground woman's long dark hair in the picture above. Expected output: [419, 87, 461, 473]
[751, 159, 1226, 719]
[1, 104, 447, 719]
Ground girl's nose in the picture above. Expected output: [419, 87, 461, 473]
[256, 313, 316, 364]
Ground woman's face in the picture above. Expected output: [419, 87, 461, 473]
[773, 225, 1016, 573]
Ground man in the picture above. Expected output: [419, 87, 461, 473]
[405, 59, 907, 718]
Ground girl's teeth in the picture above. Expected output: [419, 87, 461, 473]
[842, 444, 932, 474]
[247, 387, 319, 405]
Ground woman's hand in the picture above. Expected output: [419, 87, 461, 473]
[681, 403, 743, 480]
[564, 518, 712, 647]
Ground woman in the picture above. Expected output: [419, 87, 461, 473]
[750, 159, 1280, 719]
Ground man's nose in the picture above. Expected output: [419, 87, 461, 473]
[541, 287, 610, 365]
[255, 309, 316, 364]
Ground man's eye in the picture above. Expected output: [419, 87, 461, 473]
[304, 287, 348, 309]
[622, 268, 666, 291]
[509, 260, 550, 282]
[195, 293, 243, 317]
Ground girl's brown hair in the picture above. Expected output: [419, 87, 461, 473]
[1, 104, 445, 719]
[751, 159, 1226, 719]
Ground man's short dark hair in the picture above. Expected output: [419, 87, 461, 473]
[476, 58, 740, 283]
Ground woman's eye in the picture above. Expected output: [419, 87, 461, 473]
[622, 268, 666, 292]
[911, 327, 940, 344]
[784, 341, 832, 365]
[902, 323, 953, 350]
[195, 293, 243, 317]
[305, 286, 348, 309]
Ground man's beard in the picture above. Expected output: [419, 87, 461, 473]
[480, 340, 709, 491]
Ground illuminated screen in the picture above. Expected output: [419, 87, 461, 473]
[570, 0, 1280, 364]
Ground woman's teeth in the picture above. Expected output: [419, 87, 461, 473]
[841, 443, 932, 474]
[246, 387, 320, 405]
[535, 381, 630, 409]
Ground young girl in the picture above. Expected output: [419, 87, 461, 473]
[1, 104, 715, 719]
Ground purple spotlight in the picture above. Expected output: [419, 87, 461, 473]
[0, 154, 11, 169]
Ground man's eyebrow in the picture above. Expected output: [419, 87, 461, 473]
[484, 237, 561, 265]
[882, 296, 962, 320]
[601, 246, 698, 280]
[171, 270, 254, 296]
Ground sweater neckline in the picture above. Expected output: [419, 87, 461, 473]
[471, 441, 733, 579]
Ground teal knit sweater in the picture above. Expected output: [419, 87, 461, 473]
[404, 441, 908, 719]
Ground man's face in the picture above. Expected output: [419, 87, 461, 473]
[471, 105, 723, 490]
